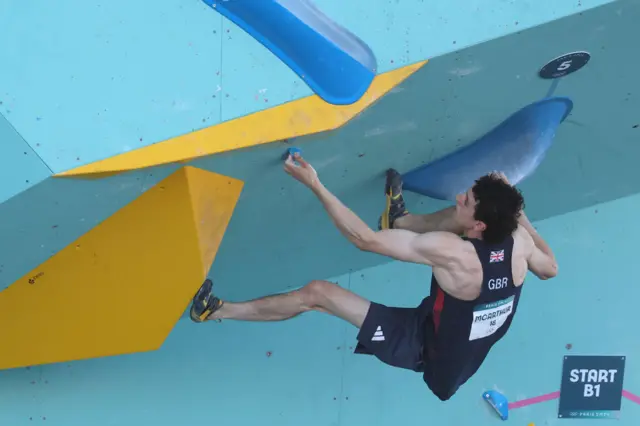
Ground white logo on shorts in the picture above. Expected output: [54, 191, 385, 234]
[372, 325, 385, 341]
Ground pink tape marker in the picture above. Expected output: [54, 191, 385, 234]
[509, 389, 640, 410]
[509, 391, 561, 409]
[623, 390, 640, 405]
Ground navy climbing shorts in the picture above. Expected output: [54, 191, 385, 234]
[354, 298, 432, 372]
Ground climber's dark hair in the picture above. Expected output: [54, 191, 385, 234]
[471, 173, 525, 244]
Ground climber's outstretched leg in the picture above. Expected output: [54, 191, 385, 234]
[190, 278, 429, 372]
[190, 278, 370, 328]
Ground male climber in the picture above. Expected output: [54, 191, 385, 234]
[189, 152, 558, 401]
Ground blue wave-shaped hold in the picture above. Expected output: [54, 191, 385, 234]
[203, 0, 377, 105]
[483, 390, 509, 420]
[402, 97, 573, 200]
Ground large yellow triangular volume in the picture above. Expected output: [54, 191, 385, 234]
[56, 61, 427, 177]
[0, 166, 243, 370]
[184, 166, 244, 277]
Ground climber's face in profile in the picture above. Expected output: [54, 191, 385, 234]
[455, 188, 486, 234]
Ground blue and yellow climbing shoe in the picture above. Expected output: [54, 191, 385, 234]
[379, 168, 408, 230]
[190, 279, 224, 323]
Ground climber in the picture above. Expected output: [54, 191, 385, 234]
[188, 152, 558, 401]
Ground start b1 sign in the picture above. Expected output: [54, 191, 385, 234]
[559, 356, 626, 419]
[570, 368, 619, 397]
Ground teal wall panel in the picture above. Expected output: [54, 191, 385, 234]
[218, 12, 307, 122]
[0, 0, 222, 173]
[0, 0, 612, 172]
[0, 112, 50, 203]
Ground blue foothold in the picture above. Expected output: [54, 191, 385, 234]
[282, 146, 302, 160]
[483, 390, 509, 420]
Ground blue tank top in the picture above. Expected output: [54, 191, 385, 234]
[421, 235, 524, 400]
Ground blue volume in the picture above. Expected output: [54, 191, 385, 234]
[402, 97, 574, 200]
[203, 0, 378, 105]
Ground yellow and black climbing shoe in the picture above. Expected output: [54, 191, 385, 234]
[190, 278, 224, 323]
[379, 168, 408, 230]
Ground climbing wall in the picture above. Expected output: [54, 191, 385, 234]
[1, 0, 638, 423]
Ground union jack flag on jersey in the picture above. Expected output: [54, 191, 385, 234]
[490, 249, 504, 263]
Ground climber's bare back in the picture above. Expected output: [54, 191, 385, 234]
[419, 224, 553, 301]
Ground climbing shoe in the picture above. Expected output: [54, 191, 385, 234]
[190, 278, 224, 323]
[378, 168, 408, 230]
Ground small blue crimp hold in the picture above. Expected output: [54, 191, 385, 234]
[483, 390, 509, 421]
[282, 146, 302, 160]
